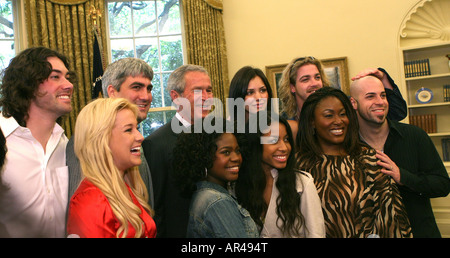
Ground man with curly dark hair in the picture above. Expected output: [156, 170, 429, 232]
[0, 47, 75, 237]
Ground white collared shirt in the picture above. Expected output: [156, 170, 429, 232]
[260, 168, 325, 238]
[0, 113, 68, 238]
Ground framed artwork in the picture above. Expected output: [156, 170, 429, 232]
[264, 63, 286, 111]
[321, 56, 350, 95]
[265, 56, 350, 97]
[265, 63, 286, 99]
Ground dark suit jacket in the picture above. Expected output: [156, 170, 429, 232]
[142, 117, 191, 238]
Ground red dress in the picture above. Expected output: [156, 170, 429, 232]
[67, 179, 156, 238]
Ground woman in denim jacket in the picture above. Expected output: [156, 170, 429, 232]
[173, 118, 259, 238]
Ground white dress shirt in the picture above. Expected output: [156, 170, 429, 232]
[0, 114, 68, 238]
[260, 169, 326, 238]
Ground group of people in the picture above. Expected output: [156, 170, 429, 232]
[0, 47, 448, 238]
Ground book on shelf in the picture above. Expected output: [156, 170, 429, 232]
[444, 85, 450, 102]
[409, 114, 436, 133]
[442, 138, 450, 162]
[404, 59, 431, 78]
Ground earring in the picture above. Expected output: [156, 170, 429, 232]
[204, 167, 208, 178]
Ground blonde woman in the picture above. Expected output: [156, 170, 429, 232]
[67, 98, 156, 238]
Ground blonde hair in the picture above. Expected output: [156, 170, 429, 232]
[278, 56, 330, 119]
[74, 98, 152, 238]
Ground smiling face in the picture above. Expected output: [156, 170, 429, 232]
[207, 133, 242, 188]
[109, 108, 144, 176]
[244, 76, 269, 114]
[313, 96, 349, 155]
[173, 71, 213, 124]
[31, 56, 74, 120]
[261, 122, 292, 171]
[290, 63, 323, 110]
[350, 76, 388, 126]
[107, 75, 153, 123]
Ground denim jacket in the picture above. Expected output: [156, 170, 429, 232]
[187, 181, 259, 238]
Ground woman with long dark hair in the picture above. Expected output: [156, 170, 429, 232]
[228, 66, 274, 123]
[296, 87, 412, 238]
[236, 112, 324, 237]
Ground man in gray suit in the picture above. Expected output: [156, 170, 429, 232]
[66, 57, 155, 208]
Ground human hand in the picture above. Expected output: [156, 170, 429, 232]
[375, 150, 402, 185]
[351, 68, 384, 81]
[352, 68, 393, 90]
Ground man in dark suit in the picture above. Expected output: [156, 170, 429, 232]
[142, 64, 213, 237]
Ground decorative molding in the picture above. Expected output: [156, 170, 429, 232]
[400, 0, 450, 42]
[399, 0, 430, 37]
[48, 0, 89, 5]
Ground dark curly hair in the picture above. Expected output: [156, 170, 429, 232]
[0, 128, 6, 169]
[235, 111, 305, 236]
[173, 117, 237, 196]
[0, 128, 7, 196]
[0, 47, 76, 127]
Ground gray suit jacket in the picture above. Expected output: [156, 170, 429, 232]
[66, 136, 154, 208]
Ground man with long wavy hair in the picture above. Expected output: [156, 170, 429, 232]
[0, 47, 75, 237]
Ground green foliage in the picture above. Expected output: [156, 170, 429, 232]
[108, 1, 183, 137]
[140, 109, 176, 137]
[0, 0, 14, 71]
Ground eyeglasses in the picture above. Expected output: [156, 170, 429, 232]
[290, 56, 316, 73]
[292, 56, 315, 64]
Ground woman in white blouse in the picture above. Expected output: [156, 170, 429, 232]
[235, 112, 325, 238]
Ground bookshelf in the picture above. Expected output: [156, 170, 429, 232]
[398, 0, 450, 238]
[400, 42, 450, 167]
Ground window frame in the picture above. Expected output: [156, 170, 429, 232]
[0, 0, 23, 70]
[12, 0, 23, 52]
[104, 0, 186, 118]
